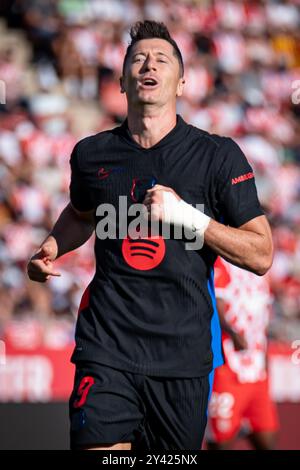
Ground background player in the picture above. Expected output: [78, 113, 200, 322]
[207, 256, 279, 450]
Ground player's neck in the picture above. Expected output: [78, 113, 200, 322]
[127, 108, 177, 149]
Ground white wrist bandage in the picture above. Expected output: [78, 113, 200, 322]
[162, 191, 211, 238]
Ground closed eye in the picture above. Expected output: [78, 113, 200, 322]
[132, 57, 169, 64]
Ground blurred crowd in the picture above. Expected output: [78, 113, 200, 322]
[0, 0, 299, 350]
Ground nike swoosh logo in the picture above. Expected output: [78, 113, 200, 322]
[97, 167, 125, 180]
[97, 167, 111, 180]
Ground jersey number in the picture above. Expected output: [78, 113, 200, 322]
[73, 376, 95, 408]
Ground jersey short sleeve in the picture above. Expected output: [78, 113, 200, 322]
[69, 142, 93, 212]
[215, 138, 264, 227]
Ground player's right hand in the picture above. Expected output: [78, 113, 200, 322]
[27, 240, 61, 283]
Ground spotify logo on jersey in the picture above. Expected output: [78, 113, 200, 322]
[122, 235, 165, 270]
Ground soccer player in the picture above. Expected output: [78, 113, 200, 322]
[27, 21, 273, 450]
[207, 257, 279, 450]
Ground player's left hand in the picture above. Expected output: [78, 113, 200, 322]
[142, 184, 181, 222]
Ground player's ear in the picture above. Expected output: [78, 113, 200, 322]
[176, 77, 185, 97]
[120, 77, 125, 94]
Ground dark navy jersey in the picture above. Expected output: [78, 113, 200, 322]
[69, 114, 264, 377]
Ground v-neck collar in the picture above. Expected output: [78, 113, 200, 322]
[117, 114, 188, 151]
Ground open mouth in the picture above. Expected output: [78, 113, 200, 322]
[140, 77, 159, 88]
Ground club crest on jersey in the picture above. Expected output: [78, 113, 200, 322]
[130, 176, 157, 202]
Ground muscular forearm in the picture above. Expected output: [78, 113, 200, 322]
[45, 203, 94, 259]
[204, 217, 273, 275]
[143, 185, 273, 276]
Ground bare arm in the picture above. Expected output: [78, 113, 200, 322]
[216, 298, 247, 350]
[204, 215, 273, 276]
[144, 184, 273, 276]
[49, 202, 94, 259]
[27, 202, 94, 282]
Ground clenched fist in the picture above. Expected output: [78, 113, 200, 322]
[142, 183, 211, 245]
[142, 184, 181, 222]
